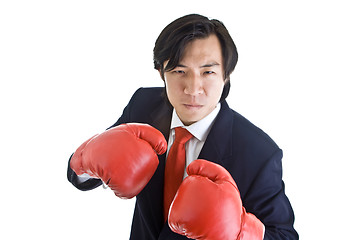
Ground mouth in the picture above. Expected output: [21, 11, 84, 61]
[183, 104, 203, 109]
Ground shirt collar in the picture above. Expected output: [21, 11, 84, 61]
[170, 103, 221, 142]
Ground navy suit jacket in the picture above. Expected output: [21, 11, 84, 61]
[68, 87, 298, 239]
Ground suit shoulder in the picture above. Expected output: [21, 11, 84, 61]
[109, 87, 168, 128]
[231, 109, 279, 151]
[130, 87, 164, 102]
[133, 87, 164, 95]
[127, 87, 165, 108]
[123, 87, 170, 122]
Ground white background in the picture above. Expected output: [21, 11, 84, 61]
[1, 0, 359, 239]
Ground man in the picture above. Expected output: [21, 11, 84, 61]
[68, 14, 298, 239]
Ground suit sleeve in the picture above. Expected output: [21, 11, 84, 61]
[67, 154, 103, 191]
[245, 149, 298, 239]
[66, 88, 142, 191]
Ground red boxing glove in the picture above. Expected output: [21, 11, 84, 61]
[70, 123, 167, 199]
[168, 159, 264, 240]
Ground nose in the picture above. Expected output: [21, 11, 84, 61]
[184, 73, 204, 96]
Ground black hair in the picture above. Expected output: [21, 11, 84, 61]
[153, 14, 238, 101]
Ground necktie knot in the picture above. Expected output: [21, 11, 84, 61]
[174, 127, 193, 145]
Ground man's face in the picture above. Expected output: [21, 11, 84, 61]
[163, 34, 225, 126]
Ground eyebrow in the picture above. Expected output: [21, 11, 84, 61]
[200, 63, 220, 68]
[176, 62, 220, 68]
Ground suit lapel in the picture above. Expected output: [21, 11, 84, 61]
[198, 101, 233, 166]
[150, 101, 173, 141]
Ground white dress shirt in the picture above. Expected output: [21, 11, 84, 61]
[167, 103, 221, 178]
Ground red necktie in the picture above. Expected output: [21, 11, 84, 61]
[163, 127, 193, 221]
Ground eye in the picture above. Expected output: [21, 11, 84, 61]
[204, 71, 215, 75]
[172, 70, 185, 74]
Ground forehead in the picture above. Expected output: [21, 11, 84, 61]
[179, 34, 223, 67]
